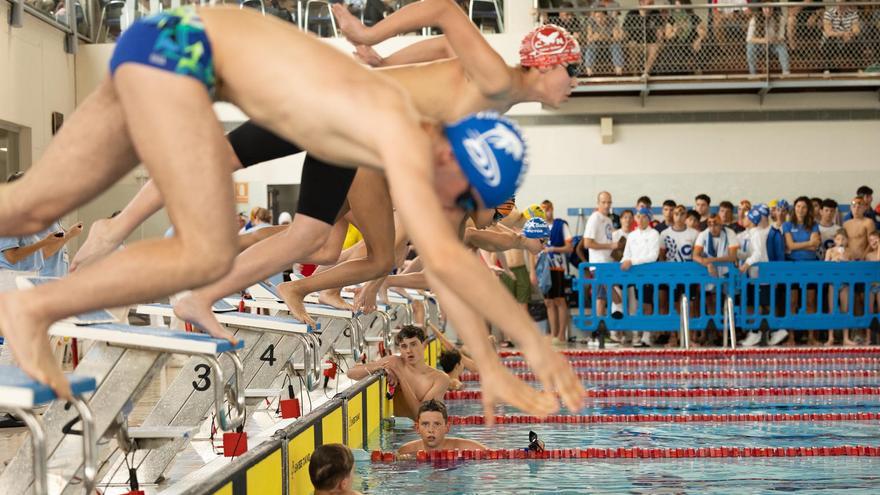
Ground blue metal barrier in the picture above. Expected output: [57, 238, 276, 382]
[574, 261, 880, 337]
[574, 262, 736, 333]
[739, 261, 880, 331]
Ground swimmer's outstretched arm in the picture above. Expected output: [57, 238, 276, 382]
[422, 270, 562, 424]
[384, 272, 428, 290]
[356, 37, 455, 68]
[465, 227, 537, 254]
[334, 0, 511, 95]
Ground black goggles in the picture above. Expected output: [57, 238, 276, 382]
[455, 188, 479, 214]
[565, 64, 579, 77]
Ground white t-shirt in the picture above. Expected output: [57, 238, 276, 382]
[817, 223, 838, 261]
[584, 211, 614, 263]
[660, 227, 698, 262]
[695, 227, 739, 275]
[622, 228, 660, 265]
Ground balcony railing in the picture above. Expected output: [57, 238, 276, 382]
[539, 2, 880, 95]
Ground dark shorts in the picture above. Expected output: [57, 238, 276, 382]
[637, 285, 655, 306]
[672, 284, 700, 302]
[745, 284, 771, 308]
[227, 122, 357, 226]
[110, 8, 215, 89]
[545, 270, 567, 299]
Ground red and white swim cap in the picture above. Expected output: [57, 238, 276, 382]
[519, 24, 581, 68]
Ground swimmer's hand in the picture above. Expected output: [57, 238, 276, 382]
[354, 45, 385, 68]
[332, 4, 372, 45]
[521, 342, 585, 414]
[478, 362, 559, 426]
[70, 218, 124, 272]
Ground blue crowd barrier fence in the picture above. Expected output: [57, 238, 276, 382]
[574, 261, 880, 341]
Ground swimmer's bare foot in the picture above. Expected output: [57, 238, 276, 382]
[353, 284, 379, 314]
[824, 339, 835, 347]
[173, 295, 239, 345]
[317, 289, 354, 312]
[843, 338, 858, 347]
[276, 281, 317, 327]
[0, 293, 72, 400]
[69, 218, 123, 272]
[331, 4, 371, 45]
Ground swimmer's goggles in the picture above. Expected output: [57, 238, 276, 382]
[455, 188, 506, 223]
[565, 64, 578, 78]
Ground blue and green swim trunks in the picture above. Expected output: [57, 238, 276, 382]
[109, 7, 215, 90]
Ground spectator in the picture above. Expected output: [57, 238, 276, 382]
[810, 197, 824, 224]
[694, 214, 739, 278]
[615, 209, 634, 240]
[660, 0, 707, 74]
[685, 209, 702, 231]
[621, 207, 660, 347]
[655, 199, 676, 233]
[843, 185, 878, 229]
[711, 0, 749, 45]
[788, 0, 823, 53]
[747, 4, 791, 76]
[817, 198, 840, 261]
[660, 205, 699, 347]
[540, 200, 574, 344]
[824, 228, 857, 346]
[822, 3, 861, 72]
[240, 207, 273, 234]
[693, 214, 739, 345]
[694, 193, 711, 230]
[784, 196, 821, 346]
[737, 199, 752, 230]
[718, 200, 743, 233]
[867, 231, 880, 323]
[557, 2, 586, 46]
[237, 212, 247, 231]
[584, 0, 624, 76]
[843, 196, 877, 260]
[582, 191, 622, 319]
[623, 0, 667, 76]
[739, 205, 788, 347]
[767, 199, 789, 262]
[0, 172, 75, 291]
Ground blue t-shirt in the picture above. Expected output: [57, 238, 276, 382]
[767, 226, 786, 262]
[782, 221, 819, 261]
[38, 222, 68, 277]
[0, 233, 45, 272]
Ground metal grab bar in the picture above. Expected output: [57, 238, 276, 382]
[14, 410, 47, 495]
[679, 294, 690, 349]
[204, 353, 246, 431]
[70, 397, 97, 494]
[726, 295, 737, 349]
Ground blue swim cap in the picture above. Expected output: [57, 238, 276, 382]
[756, 203, 770, 217]
[523, 217, 550, 239]
[747, 207, 763, 226]
[444, 112, 528, 208]
[636, 207, 652, 217]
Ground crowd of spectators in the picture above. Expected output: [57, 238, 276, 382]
[578, 185, 880, 348]
[543, 0, 880, 77]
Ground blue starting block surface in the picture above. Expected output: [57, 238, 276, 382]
[0, 366, 96, 408]
[19, 277, 117, 324]
[135, 304, 310, 333]
[211, 299, 238, 313]
[48, 322, 243, 354]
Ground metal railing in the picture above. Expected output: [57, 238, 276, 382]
[539, 2, 880, 80]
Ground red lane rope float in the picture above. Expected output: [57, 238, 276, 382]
[447, 412, 880, 425]
[371, 445, 880, 462]
[498, 347, 880, 359]
[444, 386, 880, 401]
[502, 357, 880, 369]
[460, 369, 880, 382]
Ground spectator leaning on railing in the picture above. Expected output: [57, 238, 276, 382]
[623, 0, 667, 76]
[747, 4, 791, 76]
[584, 0, 624, 77]
[661, 0, 707, 74]
[822, 2, 861, 72]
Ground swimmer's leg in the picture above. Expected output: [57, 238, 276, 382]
[1, 67, 239, 394]
[175, 213, 338, 331]
[279, 168, 395, 313]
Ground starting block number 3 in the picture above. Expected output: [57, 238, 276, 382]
[190, 344, 277, 392]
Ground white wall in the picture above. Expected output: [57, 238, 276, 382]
[0, 2, 76, 165]
[515, 119, 880, 221]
